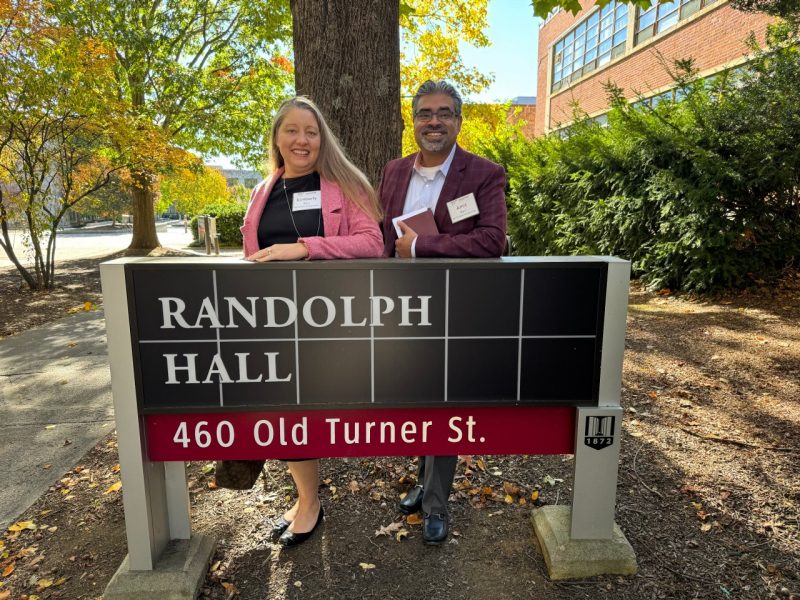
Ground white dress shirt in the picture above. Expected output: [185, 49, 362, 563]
[401, 144, 457, 257]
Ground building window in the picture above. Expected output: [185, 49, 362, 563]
[552, 1, 628, 92]
[635, 0, 717, 45]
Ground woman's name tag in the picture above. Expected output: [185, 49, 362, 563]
[292, 190, 322, 211]
[446, 193, 479, 223]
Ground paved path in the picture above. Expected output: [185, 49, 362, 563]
[0, 310, 114, 531]
[0, 225, 245, 529]
[0, 224, 198, 271]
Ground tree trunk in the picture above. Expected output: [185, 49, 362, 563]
[290, 0, 402, 186]
[128, 171, 160, 251]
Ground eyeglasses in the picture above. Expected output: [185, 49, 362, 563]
[413, 109, 459, 123]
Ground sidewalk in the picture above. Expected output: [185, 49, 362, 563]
[0, 310, 114, 531]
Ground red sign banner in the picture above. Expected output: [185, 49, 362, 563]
[145, 406, 576, 460]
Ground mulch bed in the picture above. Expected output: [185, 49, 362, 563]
[0, 255, 798, 600]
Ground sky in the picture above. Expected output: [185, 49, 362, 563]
[209, 1, 542, 168]
[459, 1, 542, 103]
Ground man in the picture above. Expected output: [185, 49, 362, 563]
[378, 80, 507, 544]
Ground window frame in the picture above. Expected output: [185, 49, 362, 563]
[551, 1, 628, 92]
[634, 0, 718, 45]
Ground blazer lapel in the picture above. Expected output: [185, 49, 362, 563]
[320, 177, 342, 236]
[391, 155, 416, 218]
[434, 145, 466, 226]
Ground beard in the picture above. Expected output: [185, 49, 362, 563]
[418, 128, 449, 153]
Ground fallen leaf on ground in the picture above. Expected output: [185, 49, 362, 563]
[395, 529, 409, 541]
[374, 521, 404, 537]
[348, 480, 360, 494]
[543, 475, 563, 487]
[503, 482, 520, 496]
[207, 480, 218, 490]
[406, 514, 423, 525]
[8, 521, 36, 532]
[475, 458, 486, 472]
[1, 563, 14, 577]
[504, 494, 514, 504]
[531, 490, 539, 501]
[359, 563, 376, 570]
[83, 302, 93, 311]
[0, 590, 9, 600]
[45, 425, 56, 430]
[221, 581, 239, 598]
[104, 481, 122, 495]
[36, 579, 53, 590]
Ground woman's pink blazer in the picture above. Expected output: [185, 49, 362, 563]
[240, 168, 383, 260]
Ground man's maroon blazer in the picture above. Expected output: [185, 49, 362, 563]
[378, 145, 507, 258]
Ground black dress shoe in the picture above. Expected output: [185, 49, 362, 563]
[422, 513, 448, 545]
[270, 516, 291, 540]
[399, 485, 424, 515]
[278, 506, 324, 547]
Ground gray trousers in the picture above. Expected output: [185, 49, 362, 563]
[417, 455, 457, 516]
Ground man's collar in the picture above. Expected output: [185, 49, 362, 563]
[413, 144, 458, 178]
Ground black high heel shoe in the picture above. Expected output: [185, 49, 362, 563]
[278, 506, 324, 547]
[270, 516, 291, 540]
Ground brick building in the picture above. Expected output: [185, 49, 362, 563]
[534, 0, 775, 136]
[508, 96, 537, 138]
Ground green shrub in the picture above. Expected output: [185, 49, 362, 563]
[486, 25, 800, 292]
[193, 202, 247, 247]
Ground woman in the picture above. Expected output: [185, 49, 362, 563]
[240, 96, 383, 546]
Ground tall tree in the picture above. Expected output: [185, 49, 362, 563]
[52, 0, 292, 251]
[0, 1, 125, 289]
[290, 0, 401, 186]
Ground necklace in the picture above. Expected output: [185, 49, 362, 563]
[282, 177, 321, 238]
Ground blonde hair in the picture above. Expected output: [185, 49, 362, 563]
[269, 96, 382, 221]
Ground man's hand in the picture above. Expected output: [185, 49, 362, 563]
[246, 242, 309, 262]
[395, 221, 417, 258]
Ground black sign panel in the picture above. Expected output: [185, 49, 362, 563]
[126, 259, 608, 414]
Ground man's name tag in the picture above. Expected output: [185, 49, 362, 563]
[292, 190, 322, 211]
[446, 193, 479, 223]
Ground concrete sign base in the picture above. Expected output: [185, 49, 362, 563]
[104, 534, 216, 600]
[532, 506, 637, 580]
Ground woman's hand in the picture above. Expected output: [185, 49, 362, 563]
[246, 242, 309, 262]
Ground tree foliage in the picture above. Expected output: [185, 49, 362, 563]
[51, 0, 292, 249]
[158, 164, 232, 217]
[530, 0, 661, 19]
[487, 24, 800, 292]
[0, 0, 126, 288]
[400, 0, 493, 97]
[730, 0, 800, 27]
